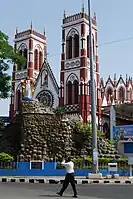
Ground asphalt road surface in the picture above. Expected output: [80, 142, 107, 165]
[0, 182, 133, 199]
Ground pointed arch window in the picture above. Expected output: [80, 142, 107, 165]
[106, 87, 113, 102]
[74, 34, 79, 58]
[18, 49, 27, 70]
[66, 36, 72, 59]
[23, 48, 27, 69]
[39, 51, 43, 70]
[67, 81, 72, 105]
[87, 35, 90, 58]
[34, 49, 39, 70]
[73, 80, 79, 104]
[17, 51, 22, 70]
[19, 50, 22, 56]
[118, 87, 125, 102]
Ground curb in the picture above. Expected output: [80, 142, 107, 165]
[0, 178, 133, 184]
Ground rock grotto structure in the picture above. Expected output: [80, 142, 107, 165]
[0, 101, 120, 161]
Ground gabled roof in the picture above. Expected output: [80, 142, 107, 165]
[116, 75, 126, 87]
[105, 75, 114, 88]
[34, 59, 59, 94]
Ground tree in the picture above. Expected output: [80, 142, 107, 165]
[0, 118, 4, 132]
[0, 31, 25, 99]
[73, 121, 103, 151]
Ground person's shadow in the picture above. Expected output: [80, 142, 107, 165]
[39, 194, 73, 198]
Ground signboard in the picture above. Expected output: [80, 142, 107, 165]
[124, 143, 133, 153]
[110, 105, 116, 140]
[113, 125, 133, 140]
[128, 157, 133, 177]
[117, 139, 133, 177]
[30, 161, 44, 170]
[128, 157, 133, 165]
[108, 163, 117, 172]
[117, 140, 133, 157]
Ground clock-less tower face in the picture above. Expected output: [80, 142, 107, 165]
[36, 90, 54, 107]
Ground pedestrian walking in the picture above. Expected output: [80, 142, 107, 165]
[56, 157, 78, 198]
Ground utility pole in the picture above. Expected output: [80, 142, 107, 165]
[88, 0, 98, 173]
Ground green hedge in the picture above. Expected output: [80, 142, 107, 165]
[72, 157, 128, 164]
[0, 152, 14, 162]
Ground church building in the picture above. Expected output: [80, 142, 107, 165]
[9, 6, 133, 132]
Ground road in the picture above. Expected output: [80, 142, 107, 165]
[0, 182, 133, 199]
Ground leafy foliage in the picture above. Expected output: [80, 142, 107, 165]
[0, 152, 14, 162]
[0, 118, 4, 134]
[73, 121, 103, 151]
[75, 121, 102, 137]
[54, 107, 66, 117]
[72, 156, 128, 168]
[0, 31, 25, 99]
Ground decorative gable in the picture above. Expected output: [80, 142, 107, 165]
[116, 75, 126, 88]
[105, 75, 114, 90]
[33, 59, 59, 108]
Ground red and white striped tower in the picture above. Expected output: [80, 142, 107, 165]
[59, 6, 101, 124]
[9, 24, 46, 120]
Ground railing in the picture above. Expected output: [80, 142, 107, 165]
[63, 13, 96, 25]
[0, 162, 17, 170]
[57, 160, 129, 170]
[0, 160, 129, 171]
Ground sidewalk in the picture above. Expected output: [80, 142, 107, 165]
[0, 176, 133, 184]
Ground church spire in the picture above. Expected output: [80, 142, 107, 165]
[16, 27, 18, 34]
[44, 27, 46, 35]
[63, 10, 66, 18]
[82, 0, 85, 13]
[30, 21, 33, 30]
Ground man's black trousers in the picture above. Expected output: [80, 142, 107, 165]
[59, 173, 77, 196]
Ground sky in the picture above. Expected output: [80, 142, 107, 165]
[1, 0, 133, 116]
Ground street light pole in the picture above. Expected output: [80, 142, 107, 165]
[88, 0, 98, 173]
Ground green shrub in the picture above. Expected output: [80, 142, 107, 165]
[109, 140, 116, 145]
[54, 107, 65, 117]
[97, 130, 103, 137]
[0, 152, 14, 162]
[0, 118, 4, 135]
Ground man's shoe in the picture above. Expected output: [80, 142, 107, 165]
[73, 195, 78, 198]
[56, 192, 62, 197]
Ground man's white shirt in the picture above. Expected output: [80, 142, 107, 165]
[61, 160, 74, 173]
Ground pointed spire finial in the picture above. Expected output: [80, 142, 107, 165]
[30, 21, 33, 30]
[93, 12, 97, 23]
[44, 27, 46, 35]
[63, 10, 66, 18]
[126, 74, 128, 81]
[82, 0, 85, 13]
[16, 27, 18, 34]
[114, 73, 116, 80]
